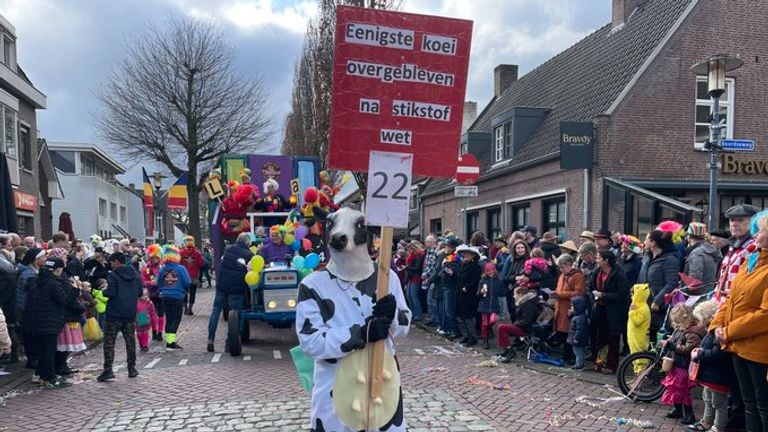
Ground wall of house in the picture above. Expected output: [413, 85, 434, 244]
[126, 189, 145, 240]
[15, 100, 40, 236]
[52, 173, 130, 240]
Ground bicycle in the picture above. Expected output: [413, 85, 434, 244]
[616, 335, 670, 402]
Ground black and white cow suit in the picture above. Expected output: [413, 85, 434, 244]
[296, 267, 412, 432]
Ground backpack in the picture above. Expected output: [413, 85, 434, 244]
[136, 311, 150, 327]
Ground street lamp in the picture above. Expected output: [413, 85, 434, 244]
[691, 54, 744, 230]
[151, 172, 167, 193]
[151, 172, 167, 240]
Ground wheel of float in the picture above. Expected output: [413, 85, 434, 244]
[226, 309, 242, 357]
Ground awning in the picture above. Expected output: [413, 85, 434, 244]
[604, 177, 703, 213]
[629, 179, 768, 192]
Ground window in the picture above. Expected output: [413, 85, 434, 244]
[19, 125, 32, 171]
[409, 188, 418, 210]
[503, 123, 513, 159]
[1, 33, 13, 68]
[494, 126, 504, 162]
[1, 106, 17, 159]
[694, 77, 734, 149]
[542, 197, 566, 240]
[486, 208, 501, 240]
[429, 218, 442, 235]
[98, 198, 107, 217]
[51, 151, 76, 173]
[466, 211, 479, 238]
[110, 202, 117, 220]
[510, 204, 530, 231]
[81, 153, 95, 176]
[632, 195, 653, 240]
[120, 206, 127, 224]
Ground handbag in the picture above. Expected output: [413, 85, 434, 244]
[290, 345, 314, 392]
[83, 317, 103, 341]
[689, 359, 700, 381]
[136, 311, 150, 327]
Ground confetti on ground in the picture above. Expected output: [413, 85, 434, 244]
[0, 389, 40, 408]
[575, 395, 626, 408]
[475, 359, 498, 368]
[420, 367, 447, 375]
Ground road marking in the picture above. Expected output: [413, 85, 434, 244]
[243, 355, 252, 361]
[414, 348, 425, 355]
[178, 359, 188, 366]
[84, 363, 98, 370]
[430, 345, 455, 355]
[211, 353, 222, 363]
[144, 358, 162, 369]
[273, 350, 282, 359]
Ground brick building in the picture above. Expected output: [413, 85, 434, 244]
[421, 0, 768, 242]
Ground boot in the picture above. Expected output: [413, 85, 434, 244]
[128, 366, 139, 378]
[184, 304, 194, 316]
[152, 330, 159, 341]
[665, 404, 682, 419]
[97, 369, 115, 382]
[500, 349, 516, 363]
[483, 338, 490, 350]
[680, 405, 695, 425]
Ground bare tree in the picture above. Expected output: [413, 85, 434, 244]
[97, 16, 272, 246]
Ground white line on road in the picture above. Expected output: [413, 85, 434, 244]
[84, 363, 98, 370]
[243, 355, 251, 361]
[414, 348, 425, 355]
[430, 345, 455, 355]
[144, 358, 162, 369]
[178, 359, 188, 366]
[273, 350, 282, 359]
[211, 353, 222, 363]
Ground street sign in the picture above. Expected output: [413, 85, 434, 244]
[455, 154, 480, 185]
[454, 185, 478, 197]
[329, 6, 473, 179]
[721, 139, 755, 152]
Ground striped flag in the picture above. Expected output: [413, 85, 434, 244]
[142, 168, 155, 236]
[167, 172, 188, 210]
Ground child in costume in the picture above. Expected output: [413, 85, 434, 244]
[660, 304, 705, 425]
[136, 288, 158, 352]
[627, 283, 651, 373]
[141, 244, 165, 341]
[92, 278, 109, 330]
[477, 262, 504, 350]
[157, 246, 191, 351]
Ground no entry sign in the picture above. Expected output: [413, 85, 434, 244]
[456, 153, 479, 185]
[329, 6, 473, 179]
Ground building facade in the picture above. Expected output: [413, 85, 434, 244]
[421, 0, 768, 242]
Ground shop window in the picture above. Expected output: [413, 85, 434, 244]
[660, 204, 686, 226]
[466, 211, 479, 238]
[429, 218, 442, 235]
[19, 125, 32, 171]
[510, 204, 530, 231]
[694, 77, 733, 149]
[632, 195, 653, 239]
[98, 198, 107, 217]
[486, 208, 501, 240]
[605, 183, 627, 234]
[543, 198, 566, 240]
[51, 151, 76, 173]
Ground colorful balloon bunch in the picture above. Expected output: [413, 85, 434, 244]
[244, 255, 266, 288]
[292, 252, 321, 279]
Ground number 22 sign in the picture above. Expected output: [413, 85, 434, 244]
[365, 151, 413, 228]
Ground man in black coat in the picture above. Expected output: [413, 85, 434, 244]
[98, 252, 142, 382]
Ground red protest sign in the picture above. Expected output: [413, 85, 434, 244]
[329, 6, 473, 179]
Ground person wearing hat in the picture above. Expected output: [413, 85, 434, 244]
[16, 248, 46, 368]
[455, 245, 482, 347]
[708, 229, 731, 264]
[522, 225, 539, 250]
[84, 246, 110, 287]
[594, 228, 616, 255]
[716, 204, 760, 304]
[619, 235, 644, 288]
[559, 240, 579, 258]
[683, 223, 721, 295]
[438, 236, 463, 339]
[180, 235, 204, 316]
[491, 236, 509, 265]
[157, 246, 191, 351]
[23, 256, 82, 389]
[580, 230, 596, 246]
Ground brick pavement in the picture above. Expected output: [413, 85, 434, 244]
[0, 287, 695, 431]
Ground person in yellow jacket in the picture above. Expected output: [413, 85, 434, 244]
[627, 283, 651, 373]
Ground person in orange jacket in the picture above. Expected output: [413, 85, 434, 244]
[180, 236, 204, 316]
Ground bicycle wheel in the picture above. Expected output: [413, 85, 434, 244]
[617, 351, 665, 402]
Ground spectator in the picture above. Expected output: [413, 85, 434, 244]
[456, 245, 482, 347]
[13, 246, 27, 266]
[522, 226, 540, 250]
[23, 237, 36, 248]
[0, 308, 10, 358]
[470, 231, 489, 258]
[405, 241, 426, 320]
[421, 236, 440, 327]
[708, 229, 731, 268]
[51, 232, 69, 250]
[715, 204, 759, 304]
[539, 232, 561, 263]
[490, 236, 508, 264]
[500, 240, 530, 320]
[594, 228, 615, 254]
[710, 210, 768, 432]
[579, 230, 596, 246]
[567, 296, 589, 370]
[0, 242, 17, 364]
[477, 262, 504, 350]
[638, 228, 681, 343]
[619, 235, 643, 288]
[558, 240, 579, 259]
[207, 232, 253, 353]
[201, 246, 214, 288]
[16, 248, 45, 369]
[497, 287, 539, 363]
[84, 247, 109, 287]
[439, 236, 462, 340]
[180, 235, 204, 316]
[66, 239, 86, 281]
[683, 222, 721, 295]
[577, 242, 598, 282]
[589, 250, 629, 374]
[552, 254, 585, 365]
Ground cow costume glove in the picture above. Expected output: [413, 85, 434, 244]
[361, 316, 392, 343]
[372, 294, 397, 321]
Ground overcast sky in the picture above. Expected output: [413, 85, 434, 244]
[0, 0, 610, 184]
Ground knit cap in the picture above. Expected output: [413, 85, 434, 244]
[483, 262, 497, 273]
[162, 245, 181, 264]
[146, 244, 162, 258]
[687, 222, 708, 238]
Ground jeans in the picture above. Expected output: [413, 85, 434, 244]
[207, 291, 245, 341]
[407, 282, 422, 318]
[427, 283, 438, 322]
[34, 333, 57, 382]
[573, 346, 585, 368]
[497, 323, 527, 347]
[732, 355, 768, 432]
[702, 386, 729, 430]
[103, 321, 137, 370]
[442, 286, 458, 334]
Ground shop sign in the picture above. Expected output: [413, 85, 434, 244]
[722, 154, 768, 175]
[14, 191, 37, 211]
[560, 122, 594, 170]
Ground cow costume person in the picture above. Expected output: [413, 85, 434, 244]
[296, 207, 412, 432]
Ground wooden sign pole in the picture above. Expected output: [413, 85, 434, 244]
[370, 225, 393, 398]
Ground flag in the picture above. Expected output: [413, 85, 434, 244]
[142, 168, 155, 236]
[167, 172, 188, 210]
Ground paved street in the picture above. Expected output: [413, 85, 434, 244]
[1, 288, 692, 431]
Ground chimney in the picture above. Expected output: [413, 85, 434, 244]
[461, 101, 478, 134]
[494, 64, 518, 98]
[613, 0, 648, 27]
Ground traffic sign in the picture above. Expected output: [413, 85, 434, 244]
[721, 139, 755, 152]
[455, 154, 480, 185]
[454, 185, 478, 197]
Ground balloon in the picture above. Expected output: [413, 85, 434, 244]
[291, 239, 301, 251]
[292, 255, 306, 270]
[249, 246, 258, 255]
[245, 271, 260, 286]
[295, 226, 308, 240]
[284, 234, 296, 246]
[251, 255, 265, 273]
[302, 238, 312, 252]
[305, 253, 320, 270]
[301, 268, 313, 278]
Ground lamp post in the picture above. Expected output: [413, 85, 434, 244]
[691, 54, 743, 230]
[151, 172, 167, 241]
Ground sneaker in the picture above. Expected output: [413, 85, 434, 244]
[97, 370, 116, 382]
[128, 367, 139, 378]
[458, 337, 469, 345]
[40, 379, 72, 390]
[436, 329, 448, 336]
[31, 373, 41, 384]
[463, 337, 478, 348]
[206, 341, 215, 353]
[570, 364, 584, 370]
[166, 343, 183, 351]
[500, 350, 516, 364]
[446, 333, 461, 341]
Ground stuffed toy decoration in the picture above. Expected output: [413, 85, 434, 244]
[239, 167, 252, 184]
[219, 180, 260, 236]
[258, 178, 287, 213]
[301, 187, 330, 236]
[295, 207, 411, 431]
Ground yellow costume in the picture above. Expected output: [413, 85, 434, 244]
[627, 284, 651, 373]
